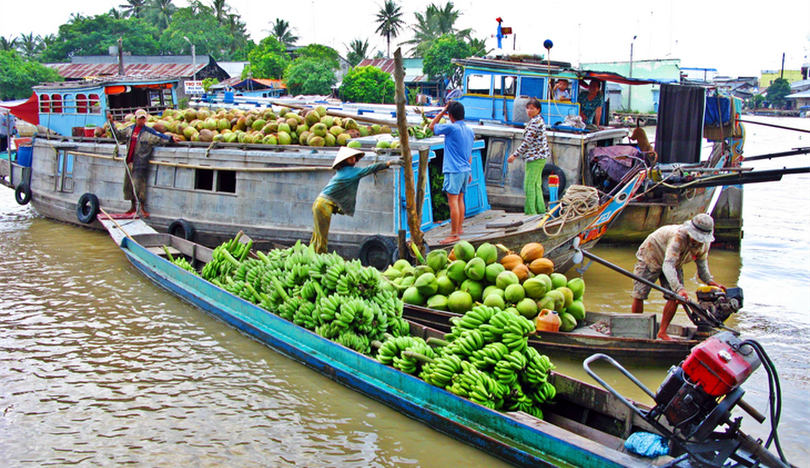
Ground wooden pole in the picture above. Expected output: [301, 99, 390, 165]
[394, 48, 424, 255]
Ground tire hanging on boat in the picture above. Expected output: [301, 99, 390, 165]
[358, 235, 397, 270]
[14, 182, 32, 205]
[168, 218, 196, 242]
[76, 193, 100, 224]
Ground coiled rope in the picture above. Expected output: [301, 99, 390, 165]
[543, 185, 600, 237]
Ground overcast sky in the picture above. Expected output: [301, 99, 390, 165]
[1, 0, 808, 78]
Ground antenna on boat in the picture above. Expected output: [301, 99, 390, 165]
[544, 39, 553, 127]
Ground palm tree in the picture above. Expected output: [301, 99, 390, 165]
[403, 2, 468, 57]
[211, 0, 231, 24]
[375, 0, 404, 59]
[16, 33, 42, 60]
[270, 19, 298, 47]
[119, 0, 148, 18]
[145, 0, 177, 31]
[68, 12, 86, 24]
[225, 14, 249, 51]
[0, 36, 17, 52]
[345, 38, 370, 67]
[467, 37, 490, 57]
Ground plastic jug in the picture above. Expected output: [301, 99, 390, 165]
[535, 309, 561, 332]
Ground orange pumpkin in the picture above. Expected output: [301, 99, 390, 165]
[501, 253, 524, 271]
[520, 242, 545, 263]
[528, 257, 554, 276]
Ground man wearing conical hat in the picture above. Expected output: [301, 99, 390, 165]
[631, 213, 726, 340]
[310, 146, 401, 254]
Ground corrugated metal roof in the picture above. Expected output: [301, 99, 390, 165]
[47, 62, 206, 80]
[357, 59, 436, 84]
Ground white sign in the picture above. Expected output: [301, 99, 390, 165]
[184, 80, 204, 95]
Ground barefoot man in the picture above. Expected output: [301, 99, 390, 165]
[429, 101, 474, 245]
[631, 214, 725, 340]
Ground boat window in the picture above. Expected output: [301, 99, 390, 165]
[39, 94, 50, 113]
[89, 94, 101, 114]
[63, 94, 75, 114]
[195, 168, 214, 191]
[493, 75, 517, 97]
[76, 94, 88, 114]
[194, 168, 237, 194]
[216, 170, 237, 193]
[466, 74, 490, 95]
[519, 77, 546, 101]
[51, 94, 63, 114]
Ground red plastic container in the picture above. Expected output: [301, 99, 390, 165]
[84, 127, 96, 138]
[682, 332, 759, 397]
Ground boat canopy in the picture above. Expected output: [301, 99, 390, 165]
[1, 92, 39, 125]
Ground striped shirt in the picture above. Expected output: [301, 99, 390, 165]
[513, 115, 551, 162]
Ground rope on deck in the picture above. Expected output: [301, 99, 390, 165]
[543, 185, 600, 237]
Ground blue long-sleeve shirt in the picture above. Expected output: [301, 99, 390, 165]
[318, 162, 389, 216]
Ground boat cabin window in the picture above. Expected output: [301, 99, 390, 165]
[217, 170, 236, 193]
[493, 75, 517, 97]
[195, 168, 214, 191]
[194, 168, 237, 194]
[466, 74, 490, 95]
[519, 77, 546, 101]
[76, 94, 88, 114]
[50, 94, 63, 114]
[89, 94, 101, 114]
[39, 94, 49, 113]
[63, 94, 75, 114]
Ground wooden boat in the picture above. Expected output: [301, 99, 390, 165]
[102, 218, 666, 467]
[402, 304, 704, 367]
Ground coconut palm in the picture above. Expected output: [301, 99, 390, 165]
[403, 2, 469, 57]
[68, 12, 86, 24]
[375, 0, 404, 59]
[16, 33, 42, 60]
[119, 0, 148, 18]
[0, 36, 17, 52]
[108, 8, 124, 19]
[345, 38, 370, 67]
[211, 0, 230, 24]
[145, 0, 177, 31]
[270, 19, 298, 47]
[225, 14, 249, 51]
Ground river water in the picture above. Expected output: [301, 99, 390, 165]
[1, 116, 808, 467]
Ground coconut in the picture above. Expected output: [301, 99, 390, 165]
[426, 294, 449, 311]
[446, 260, 467, 283]
[453, 241, 476, 262]
[567, 278, 585, 300]
[550, 273, 568, 290]
[414, 272, 438, 296]
[436, 276, 456, 296]
[516, 298, 538, 319]
[567, 300, 586, 321]
[464, 257, 486, 281]
[475, 242, 498, 264]
[460, 279, 484, 302]
[496, 270, 520, 290]
[447, 290, 473, 314]
[522, 277, 548, 300]
[504, 283, 526, 303]
[426, 249, 449, 272]
[402, 286, 425, 306]
[485, 263, 505, 284]
[483, 293, 506, 310]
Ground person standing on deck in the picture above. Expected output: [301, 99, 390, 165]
[429, 101, 474, 245]
[310, 147, 401, 254]
[630, 214, 726, 340]
[107, 109, 179, 218]
[507, 98, 551, 215]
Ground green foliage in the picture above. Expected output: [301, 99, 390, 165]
[340, 66, 395, 104]
[346, 38, 370, 67]
[375, 0, 404, 58]
[766, 78, 791, 109]
[270, 18, 298, 47]
[159, 7, 234, 59]
[423, 34, 472, 88]
[295, 44, 340, 70]
[284, 58, 337, 96]
[429, 164, 450, 220]
[246, 36, 289, 79]
[41, 15, 160, 62]
[402, 2, 470, 57]
[0, 50, 62, 100]
[202, 78, 220, 92]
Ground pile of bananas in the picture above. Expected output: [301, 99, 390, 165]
[163, 245, 198, 275]
[197, 237, 410, 356]
[374, 304, 555, 418]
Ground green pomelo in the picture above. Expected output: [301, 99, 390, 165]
[426, 249, 449, 272]
[559, 312, 578, 332]
[557, 286, 574, 308]
[427, 294, 449, 311]
[485, 263, 505, 284]
[460, 279, 484, 302]
[536, 296, 556, 313]
[453, 241, 476, 262]
[475, 242, 498, 264]
[402, 286, 425, 306]
[522, 277, 548, 300]
[567, 277, 585, 300]
[483, 293, 506, 310]
[516, 298, 538, 320]
[383, 266, 401, 279]
[504, 283, 526, 303]
[446, 260, 467, 283]
[436, 276, 456, 296]
[550, 273, 568, 290]
[464, 257, 486, 281]
[496, 270, 520, 290]
[567, 300, 586, 321]
[447, 290, 473, 314]
[544, 290, 566, 312]
[414, 272, 438, 296]
[393, 259, 411, 271]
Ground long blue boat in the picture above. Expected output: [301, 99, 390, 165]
[111, 226, 658, 468]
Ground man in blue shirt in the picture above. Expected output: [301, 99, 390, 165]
[429, 101, 474, 245]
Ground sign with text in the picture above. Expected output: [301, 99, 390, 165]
[184, 80, 204, 95]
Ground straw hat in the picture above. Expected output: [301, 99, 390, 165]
[331, 146, 365, 169]
[683, 213, 715, 243]
[134, 109, 148, 119]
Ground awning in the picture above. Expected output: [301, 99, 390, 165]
[105, 85, 132, 95]
[579, 71, 677, 86]
[1, 92, 39, 125]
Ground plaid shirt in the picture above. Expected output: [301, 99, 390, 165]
[636, 225, 714, 292]
[513, 114, 550, 162]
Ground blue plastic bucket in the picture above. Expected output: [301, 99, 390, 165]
[17, 146, 32, 167]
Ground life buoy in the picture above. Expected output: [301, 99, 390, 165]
[168, 218, 196, 241]
[358, 235, 397, 270]
[14, 182, 32, 205]
[541, 164, 567, 201]
[76, 193, 99, 224]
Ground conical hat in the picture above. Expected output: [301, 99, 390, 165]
[331, 146, 365, 169]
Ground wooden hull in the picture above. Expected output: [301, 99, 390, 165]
[117, 230, 658, 468]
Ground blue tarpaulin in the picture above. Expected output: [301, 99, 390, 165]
[705, 96, 731, 126]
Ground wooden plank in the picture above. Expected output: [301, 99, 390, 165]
[609, 315, 655, 340]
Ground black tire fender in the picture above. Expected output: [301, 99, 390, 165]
[168, 218, 196, 242]
[14, 182, 32, 205]
[542, 163, 567, 201]
[76, 193, 100, 224]
[358, 235, 397, 270]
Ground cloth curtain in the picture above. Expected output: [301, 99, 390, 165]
[655, 84, 705, 164]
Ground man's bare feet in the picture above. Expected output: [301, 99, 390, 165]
[140, 210, 150, 218]
[656, 333, 673, 341]
[124, 209, 136, 215]
[438, 235, 460, 245]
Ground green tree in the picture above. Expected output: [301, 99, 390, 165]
[284, 58, 337, 96]
[224, 14, 251, 59]
[340, 66, 395, 104]
[767, 78, 791, 109]
[119, 0, 148, 18]
[16, 33, 43, 60]
[375, 0, 404, 58]
[403, 2, 469, 57]
[422, 34, 472, 87]
[0, 50, 62, 100]
[269, 19, 298, 47]
[246, 36, 289, 78]
[145, 0, 177, 31]
[295, 44, 339, 69]
[345, 38, 370, 67]
[211, 0, 230, 24]
[1, 36, 18, 52]
[41, 15, 160, 62]
[201, 77, 219, 92]
[159, 7, 233, 58]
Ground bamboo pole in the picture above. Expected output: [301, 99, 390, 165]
[394, 48, 424, 255]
